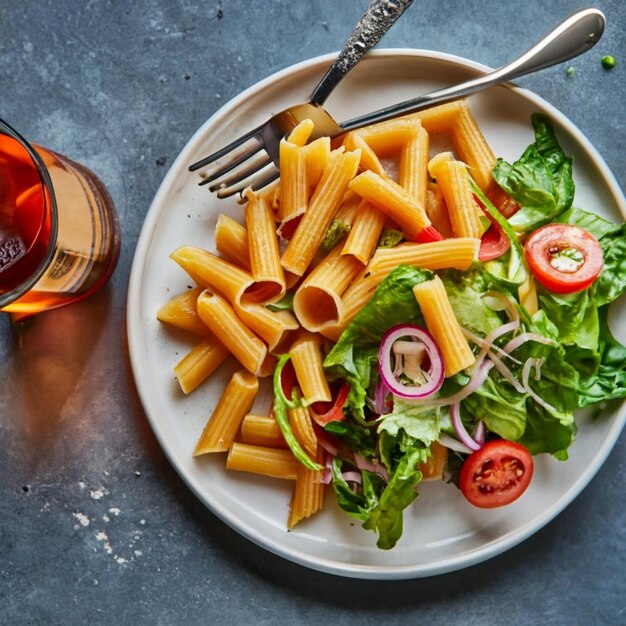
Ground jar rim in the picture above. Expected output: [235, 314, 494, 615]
[0, 117, 59, 307]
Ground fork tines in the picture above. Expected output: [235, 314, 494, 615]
[189, 124, 279, 199]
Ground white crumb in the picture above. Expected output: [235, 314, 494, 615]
[73, 512, 90, 527]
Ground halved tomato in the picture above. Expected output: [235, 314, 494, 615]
[479, 220, 510, 261]
[459, 439, 533, 509]
[524, 223, 603, 294]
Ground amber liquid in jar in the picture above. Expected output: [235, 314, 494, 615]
[0, 133, 120, 315]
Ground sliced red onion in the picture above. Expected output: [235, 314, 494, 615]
[486, 348, 526, 393]
[416, 360, 494, 408]
[342, 471, 363, 485]
[463, 325, 521, 365]
[354, 453, 389, 481]
[438, 433, 475, 455]
[374, 377, 391, 415]
[472, 420, 486, 446]
[503, 332, 557, 354]
[450, 403, 481, 452]
[521, 358, 558, 414]
[317, 434, 339, 458]
[378, 324, 444, 399]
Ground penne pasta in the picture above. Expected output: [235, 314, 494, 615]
[278, 137, 308, 222]
[245, 191, 285, 302]
[412, 276, 475, 377]
[303, 136, 331, 190]
[348, 170, 432, 242]
[428, 152, 484, 239]
[293, 243, 363, 332]
[341, 199, 387, 264]
[343, 131, 385, 175]
[234, 302, 299, 352]
[398, 123, 429, 209]
[288, 405, 318, 459]
[519, 273, 539, 315]
[451, 101, 496, 192]
[240, 413, 287, 448]
[287, 118, 315, 146]
[156, 286, 212, 337]
[196, 290, 269, 376]
[215, 214, 251, 270]
[170, 246, 254, 305]
[281, 149, 361, 276]
[193, 369, 259, 455]
[289, 334, 331, 405]
[288, 446, 325, 529]
[425, 183, 454, 239]
[171, 245, 279, 307]
[368, 238, 480, 279]
[226, 442, 299, 480]
[173, 337, 230, 395]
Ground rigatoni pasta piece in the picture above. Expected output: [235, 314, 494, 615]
[412, 276, 475, 377]
[293, 243, 363, 332]
[226, 443, 299, 480]
[318, 267, 379, 342]
[398, 123, 429, 209]
[281, 149, 361, 276]
[289, 334, 331, 404]
[196, 290, 269, 376]
[287, 118, 314, 146]
[348, 170, 438, 242]
[156, 286, 211, 337]
[303, 136, 331, 190]
[518, 273, 538, 315]
[240, 413, 287, 448]
[343, 131, 385, 175]
[193, 369, 258, 455]
[170, 246, 254, 305]
[234, 302, 299, 352]
[341, 199, 387, 264]
[368, 238, 480, 279]
[425, 183, 454, 239]
[428, 152, 484, 239]
[278, 137, 308, 222]
[288, 446, 325, 529]
[288, 405, 317, 459]
[173, 337, 230, 394]
[245, 192, 285, 302]
[215, 214, 250, 269]
[451, 101, 496, 192]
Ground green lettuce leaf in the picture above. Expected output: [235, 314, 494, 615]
[493, 114, 574, 232]
[319, 218, 351, 254]
[463, 374, 528, 441]
[324, 265, 432, 418]
[575, 306, 626, 408]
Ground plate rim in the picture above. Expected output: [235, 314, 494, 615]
[127, 48, 626, 579]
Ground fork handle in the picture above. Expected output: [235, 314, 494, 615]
[340, 7, 605, 131]
[309, 0, 414, 106]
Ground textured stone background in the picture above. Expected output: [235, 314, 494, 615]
[0, 1, 624, 624]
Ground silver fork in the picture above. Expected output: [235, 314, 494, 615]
[191, 7, 605, 200]
[189, 0, 415, 198]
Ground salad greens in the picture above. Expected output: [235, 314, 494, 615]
[314, 114, 626, 549]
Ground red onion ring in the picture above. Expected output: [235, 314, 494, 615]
[450, 402, 481, 452]
[378, 324, 445, 399]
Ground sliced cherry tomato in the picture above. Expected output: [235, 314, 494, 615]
[459, 439, 533, 509]
[525, 224, 603, 294]
[310, 383, 350, 426]
[479, 220, 510, 261]
[486, 185, 520, 219]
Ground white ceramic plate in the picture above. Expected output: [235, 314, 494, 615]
[127, 50, 626, 579]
